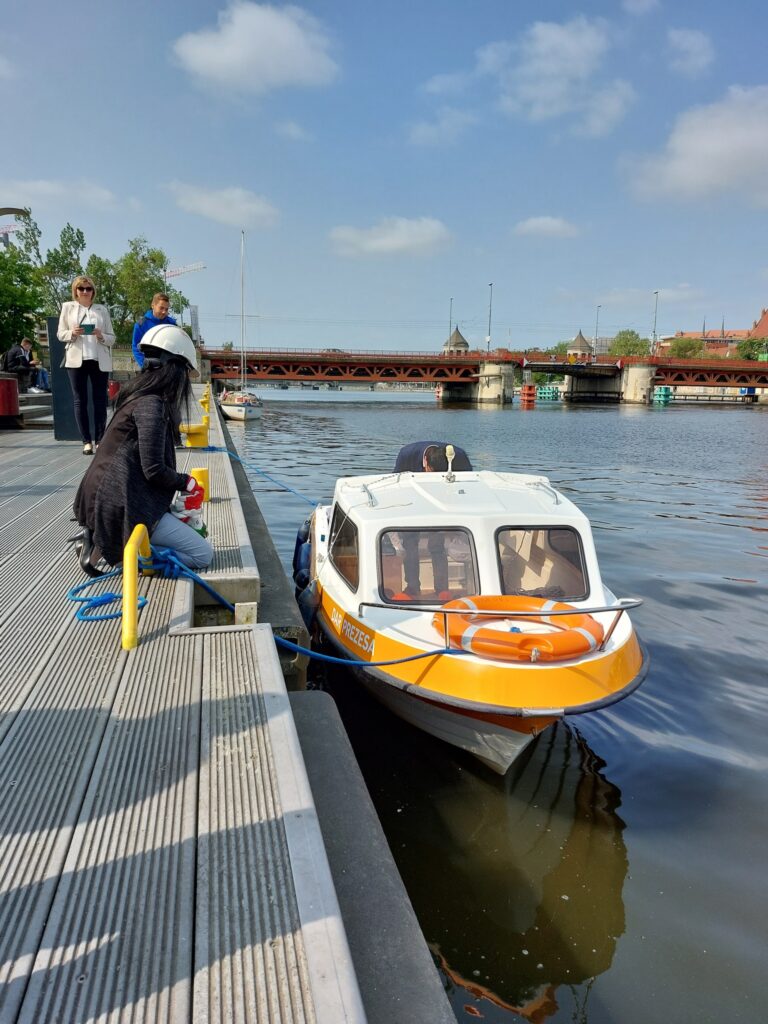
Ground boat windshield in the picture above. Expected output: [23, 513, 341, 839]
[496, 526, 588, 601]
[379, 528, 477, 603]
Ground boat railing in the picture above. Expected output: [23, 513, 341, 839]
[357, 597, 642, 653]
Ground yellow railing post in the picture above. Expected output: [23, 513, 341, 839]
[122, 524, 151, 650]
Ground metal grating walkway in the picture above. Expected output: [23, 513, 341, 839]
[0, 408, 364, 1023]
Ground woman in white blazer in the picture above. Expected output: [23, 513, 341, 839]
[58, 275, 116, 454]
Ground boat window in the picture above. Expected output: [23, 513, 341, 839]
[496, 527, 587, 601]
[379, 528, 477, 603]
[328, 504, 359, 591]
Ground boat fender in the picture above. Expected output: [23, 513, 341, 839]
[293, 541, 312, 589]
[292, 518, 311, 574]
[297, 578, 320, 628]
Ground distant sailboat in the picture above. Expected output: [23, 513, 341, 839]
[220, 231, 263, 422]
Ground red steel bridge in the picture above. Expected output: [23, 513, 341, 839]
[202, 347, 768, 388]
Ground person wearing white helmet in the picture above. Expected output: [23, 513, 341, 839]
[71, 324, 212, 574]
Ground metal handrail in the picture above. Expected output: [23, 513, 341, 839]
[357, 597, 642, 654]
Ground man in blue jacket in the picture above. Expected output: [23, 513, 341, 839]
[131, 293, 176, 367]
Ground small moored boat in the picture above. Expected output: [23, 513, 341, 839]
[293, 458, 648, 773]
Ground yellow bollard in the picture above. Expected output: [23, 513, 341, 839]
[190, 466, 209, 501]
[180, 413, 209, 447]
[122, 524, 151, 650]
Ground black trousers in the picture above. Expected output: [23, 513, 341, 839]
[67, 361, 109, 444]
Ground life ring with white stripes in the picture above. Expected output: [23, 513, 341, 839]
[432, 595, 604, 663]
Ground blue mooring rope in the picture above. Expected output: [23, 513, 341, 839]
[66, 546, 236, 622]
[201, 446, 318, 507]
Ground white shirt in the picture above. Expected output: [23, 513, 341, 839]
[78, 304, 99, 360]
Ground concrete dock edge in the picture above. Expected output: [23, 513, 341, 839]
[290, 690, 457, 1024]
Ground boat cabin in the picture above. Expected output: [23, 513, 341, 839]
[316, 472, 604, 607]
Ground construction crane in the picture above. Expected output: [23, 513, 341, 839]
[164, 261, 205, 327]
[164, 261, 205, 282]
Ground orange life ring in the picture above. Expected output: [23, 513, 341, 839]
[432, 595, 604, 663]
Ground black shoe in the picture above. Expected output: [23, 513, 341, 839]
[67, 526, 105, 578]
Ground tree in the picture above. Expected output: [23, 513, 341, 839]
[736, 338, 768, 360]
[668, 337, 705, 358]
[549, 340, 570, 356]
[0, 246, 44, 351]
[608, 329, 650, 357]
[110, 238, 188, 346]
[15, 210, 86, 314]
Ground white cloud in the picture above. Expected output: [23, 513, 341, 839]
[629, 86, 768, 206]
[668, 29, 714, 78]
[422, 18, 633, 138]
[514, 216, 579, 238]
[0, 55, 13, 79]
[168, 182, 279, 227]
[0, 178, 117, 209]
[409, 107, 476, 146]
[173, 2, 338, 95]
[622, 0, 659, 14]
[275, 120, 311, 141]
[329, 216, 450, 256]
[498, 17, 634, 136]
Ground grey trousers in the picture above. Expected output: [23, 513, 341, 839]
[150, 512, 214, 569]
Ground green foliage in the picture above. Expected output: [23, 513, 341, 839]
[222, 341, 234, 351]
[549, 340, 570, 356]
[0, 246, 44, 351]
[13, 215, 189, 344]
[668, 337, 705, 358]
[15, 210, 86, 314]
[608, 329, 650, 356]
[736, 338, 768, 360]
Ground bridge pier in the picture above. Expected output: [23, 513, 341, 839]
[621, 364, 656, 404]
[473, 362, 516, 404]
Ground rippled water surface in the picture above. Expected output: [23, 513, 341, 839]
[227, 394, 767, 1024]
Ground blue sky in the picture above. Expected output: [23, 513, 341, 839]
[2, 0, 768, 350]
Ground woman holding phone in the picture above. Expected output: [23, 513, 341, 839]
[58, 275, 115, 454]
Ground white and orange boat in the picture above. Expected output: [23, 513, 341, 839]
[294, 457, 648, 773]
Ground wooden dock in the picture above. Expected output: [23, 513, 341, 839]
[0, 397, 366, 1022]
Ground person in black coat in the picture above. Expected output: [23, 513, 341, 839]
[3, 337, 37, 393]
[394, 441, 473, 473]
[72, 324, 212, 572]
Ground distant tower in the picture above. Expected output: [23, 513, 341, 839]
[442, 326, 470, 353]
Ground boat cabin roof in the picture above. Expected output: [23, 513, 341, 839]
[333, 471, 588, 529]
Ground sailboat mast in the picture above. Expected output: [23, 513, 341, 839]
[240, 230, 245, 388]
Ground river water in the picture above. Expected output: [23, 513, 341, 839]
[226, 393, 767, 1024]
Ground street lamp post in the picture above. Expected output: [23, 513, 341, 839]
[486, 283, 493, 353]
[594, 304, 601, 359]
[449, 297, 453, 339]
[652, 290, 659, 355]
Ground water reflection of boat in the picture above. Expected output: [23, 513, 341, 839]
[348, 717, 627, 1022]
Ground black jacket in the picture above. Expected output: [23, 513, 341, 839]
[4, 344, 31, 373]
[73, 394, 189, 565]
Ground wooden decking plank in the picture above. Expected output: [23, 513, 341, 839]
[194, 629, 315, 1024]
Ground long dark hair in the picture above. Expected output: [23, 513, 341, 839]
[115, 354, 192, 426]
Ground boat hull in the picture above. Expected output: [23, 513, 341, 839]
[313, 586, 647, 773]
[361, 676, 542, 773]
[220, 402, 262, 421]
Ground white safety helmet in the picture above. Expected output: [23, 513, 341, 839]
[140, 323, 199, 377]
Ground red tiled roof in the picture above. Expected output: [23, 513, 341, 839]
[748, 309, 768, 337]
